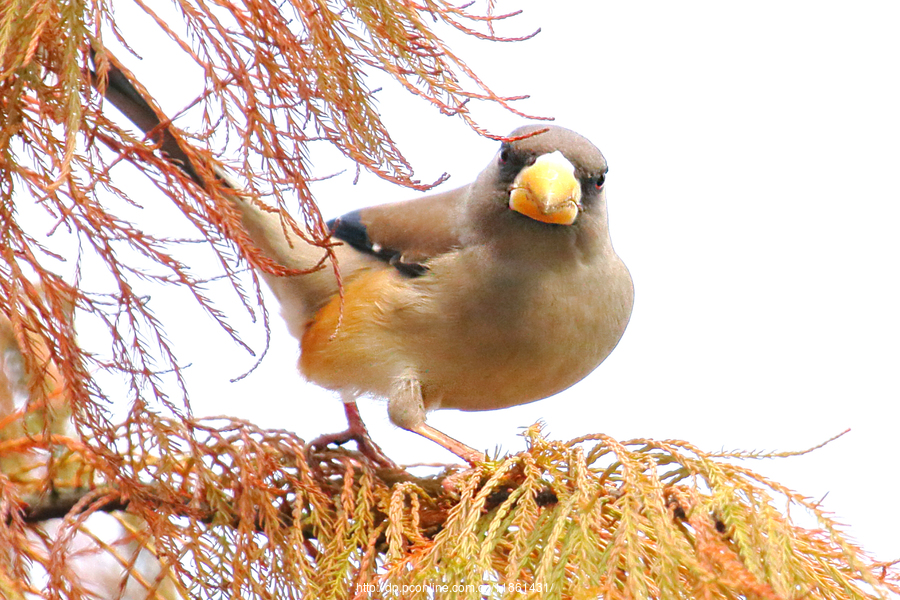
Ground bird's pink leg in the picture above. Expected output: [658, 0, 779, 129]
[308, 401, 398, 469]
[408, 423, 487, 465]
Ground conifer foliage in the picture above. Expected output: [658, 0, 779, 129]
[0, 1, 897, 598]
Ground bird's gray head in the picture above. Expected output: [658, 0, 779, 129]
[462, 125, 612, 256]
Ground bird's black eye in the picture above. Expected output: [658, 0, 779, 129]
[498, 145, 510, 164]
[594, 171, 607, 189]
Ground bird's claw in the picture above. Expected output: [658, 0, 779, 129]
[307, 401, 399, 470]
[307, 428, 398, 470]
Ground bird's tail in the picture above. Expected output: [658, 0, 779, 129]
[91, 48, 372, 331]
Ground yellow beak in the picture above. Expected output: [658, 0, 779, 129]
[508, 151, 582, 225]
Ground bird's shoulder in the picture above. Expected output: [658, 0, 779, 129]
[327, 185, 469, 277]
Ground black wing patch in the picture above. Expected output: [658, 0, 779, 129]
[328, 210, 429, 278]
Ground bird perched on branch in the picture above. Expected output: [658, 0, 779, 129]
[96, 55, 634, 464]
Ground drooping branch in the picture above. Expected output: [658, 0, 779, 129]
[2, 0, 543, 454]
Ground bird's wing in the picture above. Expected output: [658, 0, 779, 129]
[328, 185, 468, 277]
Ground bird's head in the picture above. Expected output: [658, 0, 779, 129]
[499, 125, 608, 225]
[464, 125, 611, 253]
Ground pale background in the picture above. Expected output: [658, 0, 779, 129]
[80, 0, 899, 562]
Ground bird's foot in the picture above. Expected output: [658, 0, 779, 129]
[307, 402, 398, 470]
[308, 429, 397, 470]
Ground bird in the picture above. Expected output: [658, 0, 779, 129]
[95, 57, 634, 464]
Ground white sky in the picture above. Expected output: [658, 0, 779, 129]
[88, 0, 900, 562]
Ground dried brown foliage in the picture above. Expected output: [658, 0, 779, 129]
[4, 419, 899, 599]
[1, 1, 898, 599]
[2, 0, 538, 449]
